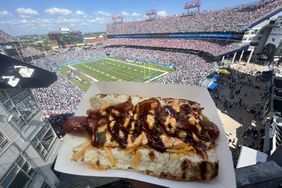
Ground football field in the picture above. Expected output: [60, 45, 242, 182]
[59, 57, 173, 92]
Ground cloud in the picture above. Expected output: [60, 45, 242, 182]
[121, 11, 129, 16]
[6, 15, 110, 28]
[1, 9, 114, 35]
[76, 10, 85, 16]
[95, 11, 111, 17]
[45, 7, 72, 16]
[16, 8, 38, 18]
[0, 10, 11, 17]
[56, 18, 80, 24]
[21, 19, 28, 24]
[132, 12, 140, 16]
[40, 18, 51, 24]
[157, 10, 167, 17]
[88, 16, 111, 24]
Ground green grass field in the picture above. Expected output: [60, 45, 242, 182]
[59, 57, 173, 92]
[59, 66, 91, 92]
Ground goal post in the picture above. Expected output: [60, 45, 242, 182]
[143, 62, 152, 80]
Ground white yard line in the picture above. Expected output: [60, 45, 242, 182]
[74, 76, 82, 81]
[67, 65, 76, 70]
[145, 72, 169, 83]
[68, 65, 98, 82]
[105, 58, 167, 73]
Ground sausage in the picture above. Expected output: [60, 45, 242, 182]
[64, 116, 88, 134]
[207, 122, 220, 140]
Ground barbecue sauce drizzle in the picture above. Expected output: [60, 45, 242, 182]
[64, 97, 219, 160]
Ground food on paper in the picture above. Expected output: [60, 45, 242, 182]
[64, 94, 220, 181]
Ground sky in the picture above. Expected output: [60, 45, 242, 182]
[0, 0, 259, 36]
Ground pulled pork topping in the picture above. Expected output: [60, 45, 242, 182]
[64, 97, 220, 160]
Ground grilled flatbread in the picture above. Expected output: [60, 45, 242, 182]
[64, 94, 220, 181]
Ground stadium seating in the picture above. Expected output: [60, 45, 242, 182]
[107, 0, 282, 35]
[104, 38, 244, 56]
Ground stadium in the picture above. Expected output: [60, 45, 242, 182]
[1, 0, 282, 187]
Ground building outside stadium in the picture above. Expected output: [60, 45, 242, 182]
[48, 28, 84, 48]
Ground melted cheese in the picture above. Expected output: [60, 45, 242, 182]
[130, 122, 135, 131]
[142, 133, 148, 145]
[160, 134, 189, 148]
[104, 146, 116, 166]
[196, 122, 202, 132]
[100, 111, 107, 116]
[109, 115, 114, 121]
[88, 164, 107, 171]
[178, 131, 187, 139]
[164, 116, 177, 128]
[123, 117, 130, 128]
[127, 133, 144, 148]
[104, 131, 119, 147]
[109, 121, 115, 128]
[71, 142, 92, 161]
[119, 130, 124, 137]
[111, 109, 120, 116]
[160, 134, 173, 147]
[100, 103, 110, 110]
[189, 115, 196, 125]
[132, 150, 142, 168]
[172, 99, 181, 112]
[133, 114, 138, 120]
[146, 114, 155, 129]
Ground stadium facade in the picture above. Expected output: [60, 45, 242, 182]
[0, 31, 60, 188]
[242, 15, 282, 61]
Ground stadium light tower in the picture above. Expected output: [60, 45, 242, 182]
[184, 0, 201, 15]
[146, 9, 157, 21]
[112, 15, 123, 24]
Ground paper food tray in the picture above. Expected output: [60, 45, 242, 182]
[55, 81, 236, 188]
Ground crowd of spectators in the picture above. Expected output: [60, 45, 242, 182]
[21, 46, 44, 59]
[84, 37, 106, 46]
[107, 0, 282, 34]
[33, 48, 105, 70]
[104, 38, 244, 56]
[0, 29, 17, 44]
[32, 76, 83, 116]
